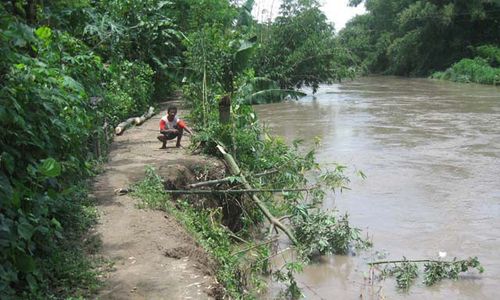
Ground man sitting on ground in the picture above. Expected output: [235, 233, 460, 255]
[157, 106, 193, 149]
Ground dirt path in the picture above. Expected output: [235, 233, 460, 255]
[91, 101, 219, 299]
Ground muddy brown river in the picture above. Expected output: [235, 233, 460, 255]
[254, 76, 500, 299]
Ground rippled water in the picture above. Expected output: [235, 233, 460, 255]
[254, 76, 500, 299]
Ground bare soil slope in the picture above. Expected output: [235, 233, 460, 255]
[91, 101, 220, 299]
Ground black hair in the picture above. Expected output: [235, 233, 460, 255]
[167, 105, 177, 113]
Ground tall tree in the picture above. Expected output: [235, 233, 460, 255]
[254, 0, 356, 92]
[341, 0, 500, 75]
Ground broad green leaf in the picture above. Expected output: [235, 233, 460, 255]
[17, 220, 35, 240]
[39, 158, 61, 178]
[15, 252, 35, 273]
[61, 76, 84, 92]
[35, 26, 52, 41]
[243, 89, 306, 104]
[51, 218, 62, 230]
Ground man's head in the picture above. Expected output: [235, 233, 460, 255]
[167, 106, 177, 121]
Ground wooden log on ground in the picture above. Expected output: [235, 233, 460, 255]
[134, 106, 155, 125]
[115, 106, 155, 135]
[115, 117, 137, 135]
[217, 145, 298, 245]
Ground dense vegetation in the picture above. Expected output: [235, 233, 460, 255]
[0, 0, 357, 298]
[1, 0, 489, 298]
[341, 0, 500, 84]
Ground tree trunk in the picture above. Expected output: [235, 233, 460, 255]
[25, 0, 37, 25]
[219, 95, 231, 125]
[217, 145, 298, 245]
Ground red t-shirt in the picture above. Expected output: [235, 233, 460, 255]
[159, 115, 186, 131]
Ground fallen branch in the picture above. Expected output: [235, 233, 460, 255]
[187, 169, 279, 189]
[217, 145, 298, 245]
[369, 259, 452, 266]
[165, 187, 316, 194]
[115, 106, 155, 135]
[187, 177, 236, 189]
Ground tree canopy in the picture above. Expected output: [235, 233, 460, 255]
[341, 0, 500, 76]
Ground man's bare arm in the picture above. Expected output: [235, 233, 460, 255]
[184, 126, 193, 135]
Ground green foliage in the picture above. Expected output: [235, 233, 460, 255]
[131, 167, 263, 299]
[103, 61, 155, 124]
[273, 262, 303, 300]
[431, 57, 500, 85]
[475, 45, 500, 66]
[0, 2, 155, 296]
[341, 0, 500, 77]
[236, 73, 307, 104]
[131, 167, 171, 211]
[254, 0, 357, 93]
[292, 209, 371, 258]
[377, 257, 484, 291]
[423, 257, 484, 286]
[380, 258, 419, 290]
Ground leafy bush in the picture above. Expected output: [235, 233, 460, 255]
[431, 57, 500, 85]
[0, 10, 154, 297]
[103, 61, 155, 124]
[475, 45, 500, 66]
[292, 208, 371, 258]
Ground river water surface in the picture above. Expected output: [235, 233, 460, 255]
[254, 76, 500, 299]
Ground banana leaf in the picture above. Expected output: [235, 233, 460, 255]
[241, 89, 306, 105]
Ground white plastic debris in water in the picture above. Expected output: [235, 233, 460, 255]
[439, 251, 447, 258]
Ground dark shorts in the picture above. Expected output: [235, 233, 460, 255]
[159, 126, 180, 141]
[163, 131, 179, 140]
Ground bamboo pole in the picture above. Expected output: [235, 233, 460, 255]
[165, 187, 316, 194]
[217, 145, 298, 245]
[368, 259, 444, 266]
